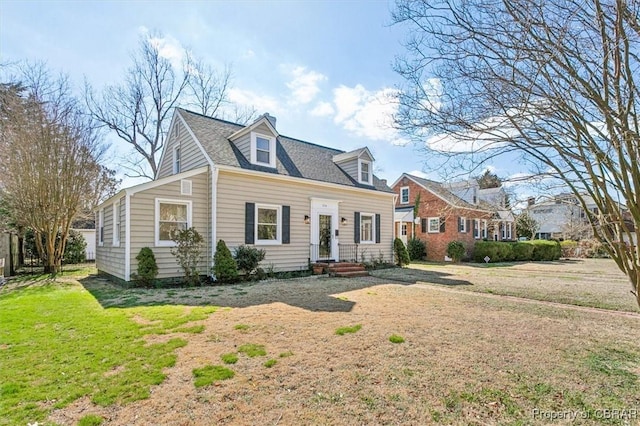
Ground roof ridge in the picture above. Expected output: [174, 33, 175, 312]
[278, 134, 345, 154]
[177, 107, 245, 128]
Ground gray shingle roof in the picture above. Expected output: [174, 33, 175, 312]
[405, 174, 489, 210]
[178, 108, 393, 193]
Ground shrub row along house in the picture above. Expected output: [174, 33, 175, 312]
[392, 173, 515, 261]
[95, 109, 395, 282]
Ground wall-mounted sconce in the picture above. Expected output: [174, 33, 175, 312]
[414, 217, 421, 225]
[304, 215, 310, 224]
[341, 217, 347, 225]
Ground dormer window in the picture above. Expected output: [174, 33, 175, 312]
[358, 159, 372, 185]
[251, 132, 276, 168]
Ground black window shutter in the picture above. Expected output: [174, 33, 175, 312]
[466, 219, 471, 233]
[282, 205, 290, 244]
[245, 202, 255, 244]
[354, 212, 360, 243]
[375, 214, 381, 244]
[440, 217, 446, 233]
[421, 218, 427, 233]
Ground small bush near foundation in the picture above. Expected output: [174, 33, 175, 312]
[446, 241, 466, 262]
[394, 238, 410, 266]
[133, 247, 158, 287]
[213, 240, 238, 283]
[407, 238, 426, 261]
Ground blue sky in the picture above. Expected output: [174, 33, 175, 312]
[1, 0, 520, 192]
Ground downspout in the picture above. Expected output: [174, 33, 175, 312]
[211, 167, 219, 277]
[124, 192, 131, 281]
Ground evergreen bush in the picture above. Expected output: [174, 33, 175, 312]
[393, 238, 410, 266]
[406, 238, 426, 261]
[213, 240, 238, 283]
[134, 247, 158, 287]
[233, 245, 266, 276]
[446, 240, 466, 262]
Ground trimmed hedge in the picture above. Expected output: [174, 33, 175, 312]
[474, 240, 560, 263]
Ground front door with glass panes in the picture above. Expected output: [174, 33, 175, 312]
[310, 199, 339, 262]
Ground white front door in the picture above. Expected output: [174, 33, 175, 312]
[310, 199, 339, 262]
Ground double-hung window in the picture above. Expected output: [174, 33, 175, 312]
[156, 199, 191, 246]
[428, 217, 440, 233]
[360, 213, 375, 243]
[473, 219, 481, 239]
[113, 201, 121, 246]
[358, 159, 372, 185]
[98, 209, 104, 246]
[458, 216, 467, 233]
[256, 204, 281, 244]
[482, 220, 488, 239]
[400, 187, 409, 204]
[251, 133, 276, 168]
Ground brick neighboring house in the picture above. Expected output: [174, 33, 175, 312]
[392, 173, 514, 261]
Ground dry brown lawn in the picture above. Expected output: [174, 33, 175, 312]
[50, 259, 640, 425]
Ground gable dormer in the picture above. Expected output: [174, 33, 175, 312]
[229, 113, 279, 168]
[333, 147, 375, 186]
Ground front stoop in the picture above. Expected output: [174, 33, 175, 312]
[314, 262, 369, 278]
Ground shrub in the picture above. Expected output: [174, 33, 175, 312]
[171, 227, 204, 286]
[233, 245, 266, 276]
[394, 238, 410, 266]
[134, 247, 158, 287]
[560, 240, 578, 258]
[213, 240, 238, 283]
[526, 240, 561, 261]
[446, 240, 466, 262]
[64, 230, 87, 264]
[474, 241, 513, 262]
[512, 242, 534, 261]
[407, 238, 426, 261]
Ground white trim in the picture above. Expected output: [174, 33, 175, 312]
[333, 147, 375, 163]
[458, 216, 467, 233]
[358, 159, 373, 185]
[359, 212, 376, 244]
[228, 115, 279, 140]
[211, 167, 218, 271]
[112, 201, 121, 247]
[216, 165, 395, 199]
[250, 132, 276, 168]
[125, 193, 131, 281]
[98, 209, 104, 246]
[482, 219, 488, 239]
[155, 198, 193, 247]
[310, 199, 340, 261]
[400, 186, 410, 204]
[255, 203, 281, 245]
[428, 217, 440, 233]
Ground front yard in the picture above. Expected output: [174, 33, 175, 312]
[1, 260, 639, 425]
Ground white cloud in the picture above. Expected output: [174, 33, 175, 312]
[332, 84, 407, 145]
[228, 88, 282, 114]
[425, 115, 517, 153]
[309, 101, 335, 117]
[285, 66, 327, 104]
[138, 27, 186, 70]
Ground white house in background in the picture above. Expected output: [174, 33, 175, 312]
[526, 193, 598, 240]
[94, 108, 395, 282]
[72, 228, 96, 260]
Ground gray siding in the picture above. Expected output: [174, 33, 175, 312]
[337, 159, 358, 181]
[96, 198, 125, 279]
[215, 170, 394, 271]
[129, 171, 210, 280]
[234, 133, 251, 161]
[157, 120, 208, 179]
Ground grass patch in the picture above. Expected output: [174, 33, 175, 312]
[221, 353, 238, 364]
[335, 324, 362, 335]
[264, 359, 277, 368]
[389, 334, 405, 344]
[192, 365, 235, 387]
[234, 323, 250, 331]
[279, 351, 294, 358]
[238, 343, 267, 357]
[174, 324, 205, 334]
[0, 278, 215, 425]
[78, 414, 104, 426]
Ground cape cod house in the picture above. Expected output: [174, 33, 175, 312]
[95, 109, 395, 282]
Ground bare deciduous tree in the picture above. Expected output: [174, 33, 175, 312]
[0, 63, 117, 273]
[393, 0, 640, 308]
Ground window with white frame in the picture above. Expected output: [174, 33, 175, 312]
[360, 213, 375, 243]
[251, 133, 276, 168]
[458, 216, 467, 233]
[482, 220, 488, 239]
[98, 209, 104, 246]
[506, 223, 512, 239]
[358, 159, 372, 185]
[400, 186, 410, 204]
[113, 201, 121, 246]
[155, 199, 191, 246]
[428, 217, 440, 233]
[173, 146, 181, 174]
[256, 204, 281, 244]
[474, 219, 481, 239]
[501, 222, 506, 239]
[401, 223, 407, 236]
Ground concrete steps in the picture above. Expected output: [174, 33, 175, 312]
[314, 262, 369, 278]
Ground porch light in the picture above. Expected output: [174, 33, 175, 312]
[414, 217, 421, 224]
[341, 217, 347, 225]
[304, 215, 310, 224]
